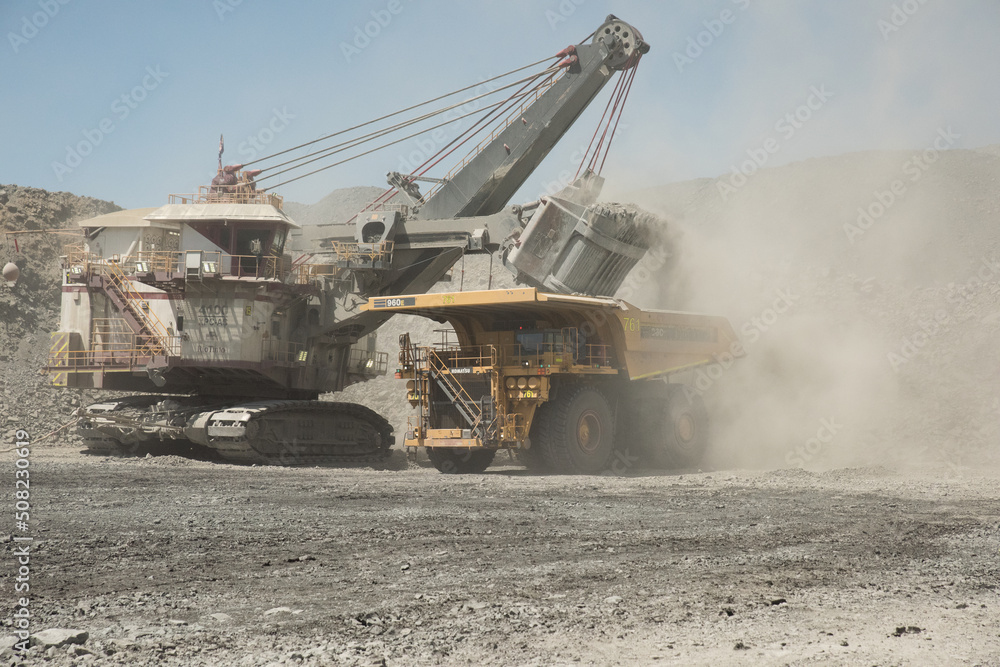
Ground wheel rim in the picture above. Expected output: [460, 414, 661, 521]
[676, 413, 695, 443]
[577, 410, 603, 453]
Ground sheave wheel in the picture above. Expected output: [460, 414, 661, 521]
[427, 447, 496, 474]
[540, 385, 615, 474]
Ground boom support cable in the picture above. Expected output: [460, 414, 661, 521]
[245, 56, 559, 168]
[351, 69, 561, 221]
[257, 38, 642, 229]
[256, 66, 561, 177]
[412, 70, 561, 179]
[260, 71, 556, 189]
[257, 86, 543, 185]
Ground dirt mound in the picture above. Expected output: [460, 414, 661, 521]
[975, 143, 1000, 157]
[0, 185, 121, 444]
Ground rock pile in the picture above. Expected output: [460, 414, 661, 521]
[0, 185, 120, 446]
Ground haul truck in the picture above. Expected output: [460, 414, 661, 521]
[363, 288, 739, 474]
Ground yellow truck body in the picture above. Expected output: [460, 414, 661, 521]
[364, 288, 738, 474]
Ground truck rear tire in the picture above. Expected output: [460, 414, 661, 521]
[632, 384, 709, 468]
[538, 385, 615, 474]
[662, 384, 709, 468]
[427, 447, 496, 474]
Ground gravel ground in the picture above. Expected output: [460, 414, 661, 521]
[2, 444, 998, 666]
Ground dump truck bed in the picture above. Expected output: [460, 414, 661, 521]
[364, 288, 739, 381]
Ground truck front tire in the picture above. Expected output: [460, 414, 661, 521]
[427, 447, 496, 474]
[538, 385, 616, 474]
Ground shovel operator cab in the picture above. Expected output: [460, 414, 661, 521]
[364, 288, 739, 474]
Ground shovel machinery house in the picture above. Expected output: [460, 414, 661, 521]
[45, 15, 663, 465]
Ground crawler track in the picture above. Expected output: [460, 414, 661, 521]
[186, 400, 394, 465]
[79, 397, 394, 465]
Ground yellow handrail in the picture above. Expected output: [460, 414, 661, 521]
[427, 349, 486, 431]
[328, 241, 394, 263]
[103, 260, 173, 357]
[501, 342, 612, 368]
[65, 251, 285, 281]
[46, 333, 183, 371]
[430, 344, 498, 369]
[168, 185, 283, 208]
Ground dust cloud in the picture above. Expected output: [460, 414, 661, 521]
[595, 2, 1000, 473]
[625, 146, 1000, 472]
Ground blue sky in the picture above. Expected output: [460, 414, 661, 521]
[2, 0, 998, 211]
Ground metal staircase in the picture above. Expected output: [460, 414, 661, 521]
[97, 260, 174, 358]
[426, 348, 497, 439]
